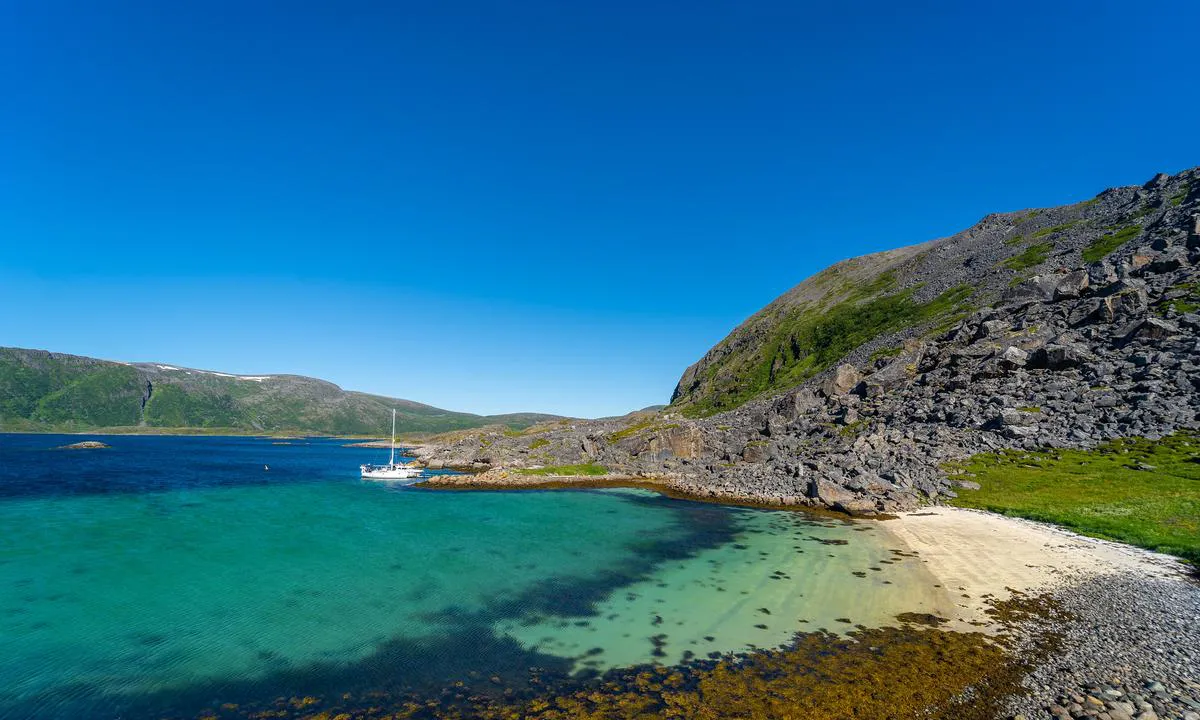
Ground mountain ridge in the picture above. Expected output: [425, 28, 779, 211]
[0, 346, 564, 436]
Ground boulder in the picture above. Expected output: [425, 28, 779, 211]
[1130, 250, 1153, 270]
[1147, 249, 1187, 274]
[1002, 275, 1057, 305]
[833, 497, 880, 516]
[771, 388, 822, 421]
[807, 477, 857, 507]
[984, 407, 1037, 430]
[1029, 343, 1093, 370]
[1000, 345, 1030, 368]
[1095, 283, 1148, 321]
[1119, 317, 1180, 343]
[862, 358, 911, 396]
[1068, 298, 1109, 326]
[741, 442, 767, 463]
[1053, 270, 1090, 300]
[975, 319, 1010, 339]
[823, 364, 862, 396]
[1087, 260, 1118, 286]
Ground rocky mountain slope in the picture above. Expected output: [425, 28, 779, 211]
[417, 167, 1200, 512]
[0, 348, 562, 435]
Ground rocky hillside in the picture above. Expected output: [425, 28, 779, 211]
[670, 174, 1193, 417]
[0, 348, 562, 435]
[416, 167, 1200, 513]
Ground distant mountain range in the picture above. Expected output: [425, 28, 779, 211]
[0, 347, 564, 436]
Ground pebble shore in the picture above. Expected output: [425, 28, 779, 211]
[1009, 574, 1200, 720]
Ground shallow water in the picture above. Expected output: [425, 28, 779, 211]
[0, 434, 947, 719]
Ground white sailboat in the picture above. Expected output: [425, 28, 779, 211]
[360, 409, 422, 481]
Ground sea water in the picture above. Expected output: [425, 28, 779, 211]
[0, 434, 948, 719]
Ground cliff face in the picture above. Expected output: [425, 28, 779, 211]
[0, 349, 561, 435]
[419, 168, 1200, 513]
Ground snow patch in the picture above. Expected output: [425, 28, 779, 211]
[193, 369, 272, 382]
[155, 365, 180, 371]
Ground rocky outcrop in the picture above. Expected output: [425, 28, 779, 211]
[420, 168, 1200, 514]
[57, 440, 110, 449]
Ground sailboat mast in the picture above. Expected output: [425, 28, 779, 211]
[389, 408, 396, 465]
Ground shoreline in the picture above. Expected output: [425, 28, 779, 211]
[878, 507, 1191, 625]
[417, 469, 873, 516]
[420, 474, 1194, 604]
[868, 507, 1200, 718]
[419, 473, 1200, 717]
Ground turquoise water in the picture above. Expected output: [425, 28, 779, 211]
[0, 434, 944, 719]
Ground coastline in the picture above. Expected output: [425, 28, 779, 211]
[417, 468, 871, 515]
[417, 475, 1200, 717]
[878, 507, 1190, 624]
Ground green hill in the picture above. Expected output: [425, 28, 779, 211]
[0, 347, 563, 435]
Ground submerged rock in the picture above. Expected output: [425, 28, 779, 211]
[57, 440, 110, 450]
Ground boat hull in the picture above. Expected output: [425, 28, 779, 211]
[360, 464, 422, 482]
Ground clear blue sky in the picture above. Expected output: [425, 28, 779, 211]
[2, 1, 1198, 417]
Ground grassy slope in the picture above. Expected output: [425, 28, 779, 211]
[948, 434, 1200, 564]
[515, 463, 609, 476]
[675, 275, 975, 417]
[0, 347, 560, 435]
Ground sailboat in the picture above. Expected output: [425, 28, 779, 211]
[360, 409, 422, 481]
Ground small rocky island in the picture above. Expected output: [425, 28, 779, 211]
[57, 440, 110, 450]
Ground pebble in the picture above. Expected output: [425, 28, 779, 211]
[1006, 575, 1200, 720]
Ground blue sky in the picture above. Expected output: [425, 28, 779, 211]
[2, 1, 1198, 417]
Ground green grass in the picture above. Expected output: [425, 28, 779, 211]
[1158, 281, 1200, 316]
[143, 384, 242, 428]
[948, 433, 1200, 564]
[869, 345, 904, 362]
[1170, 182, 1190, 207]
[607, 418, 658, 441]
[1002, 234, 1026, 246]
[1031, 221, 1078, 239]
[1001, 242, 1053, 271]
[838, 419, 865, 437]
[1081, 224, 1141, 263]
[32, 365, 146, 428]
[528, 437, 549, 450]
[516, 463, 609, 476]
[677, 284, 974, 417]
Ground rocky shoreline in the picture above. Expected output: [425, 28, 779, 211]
[1007, 575, 1200, 720]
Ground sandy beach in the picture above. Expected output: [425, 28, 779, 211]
[879, 507, 1189, 626]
